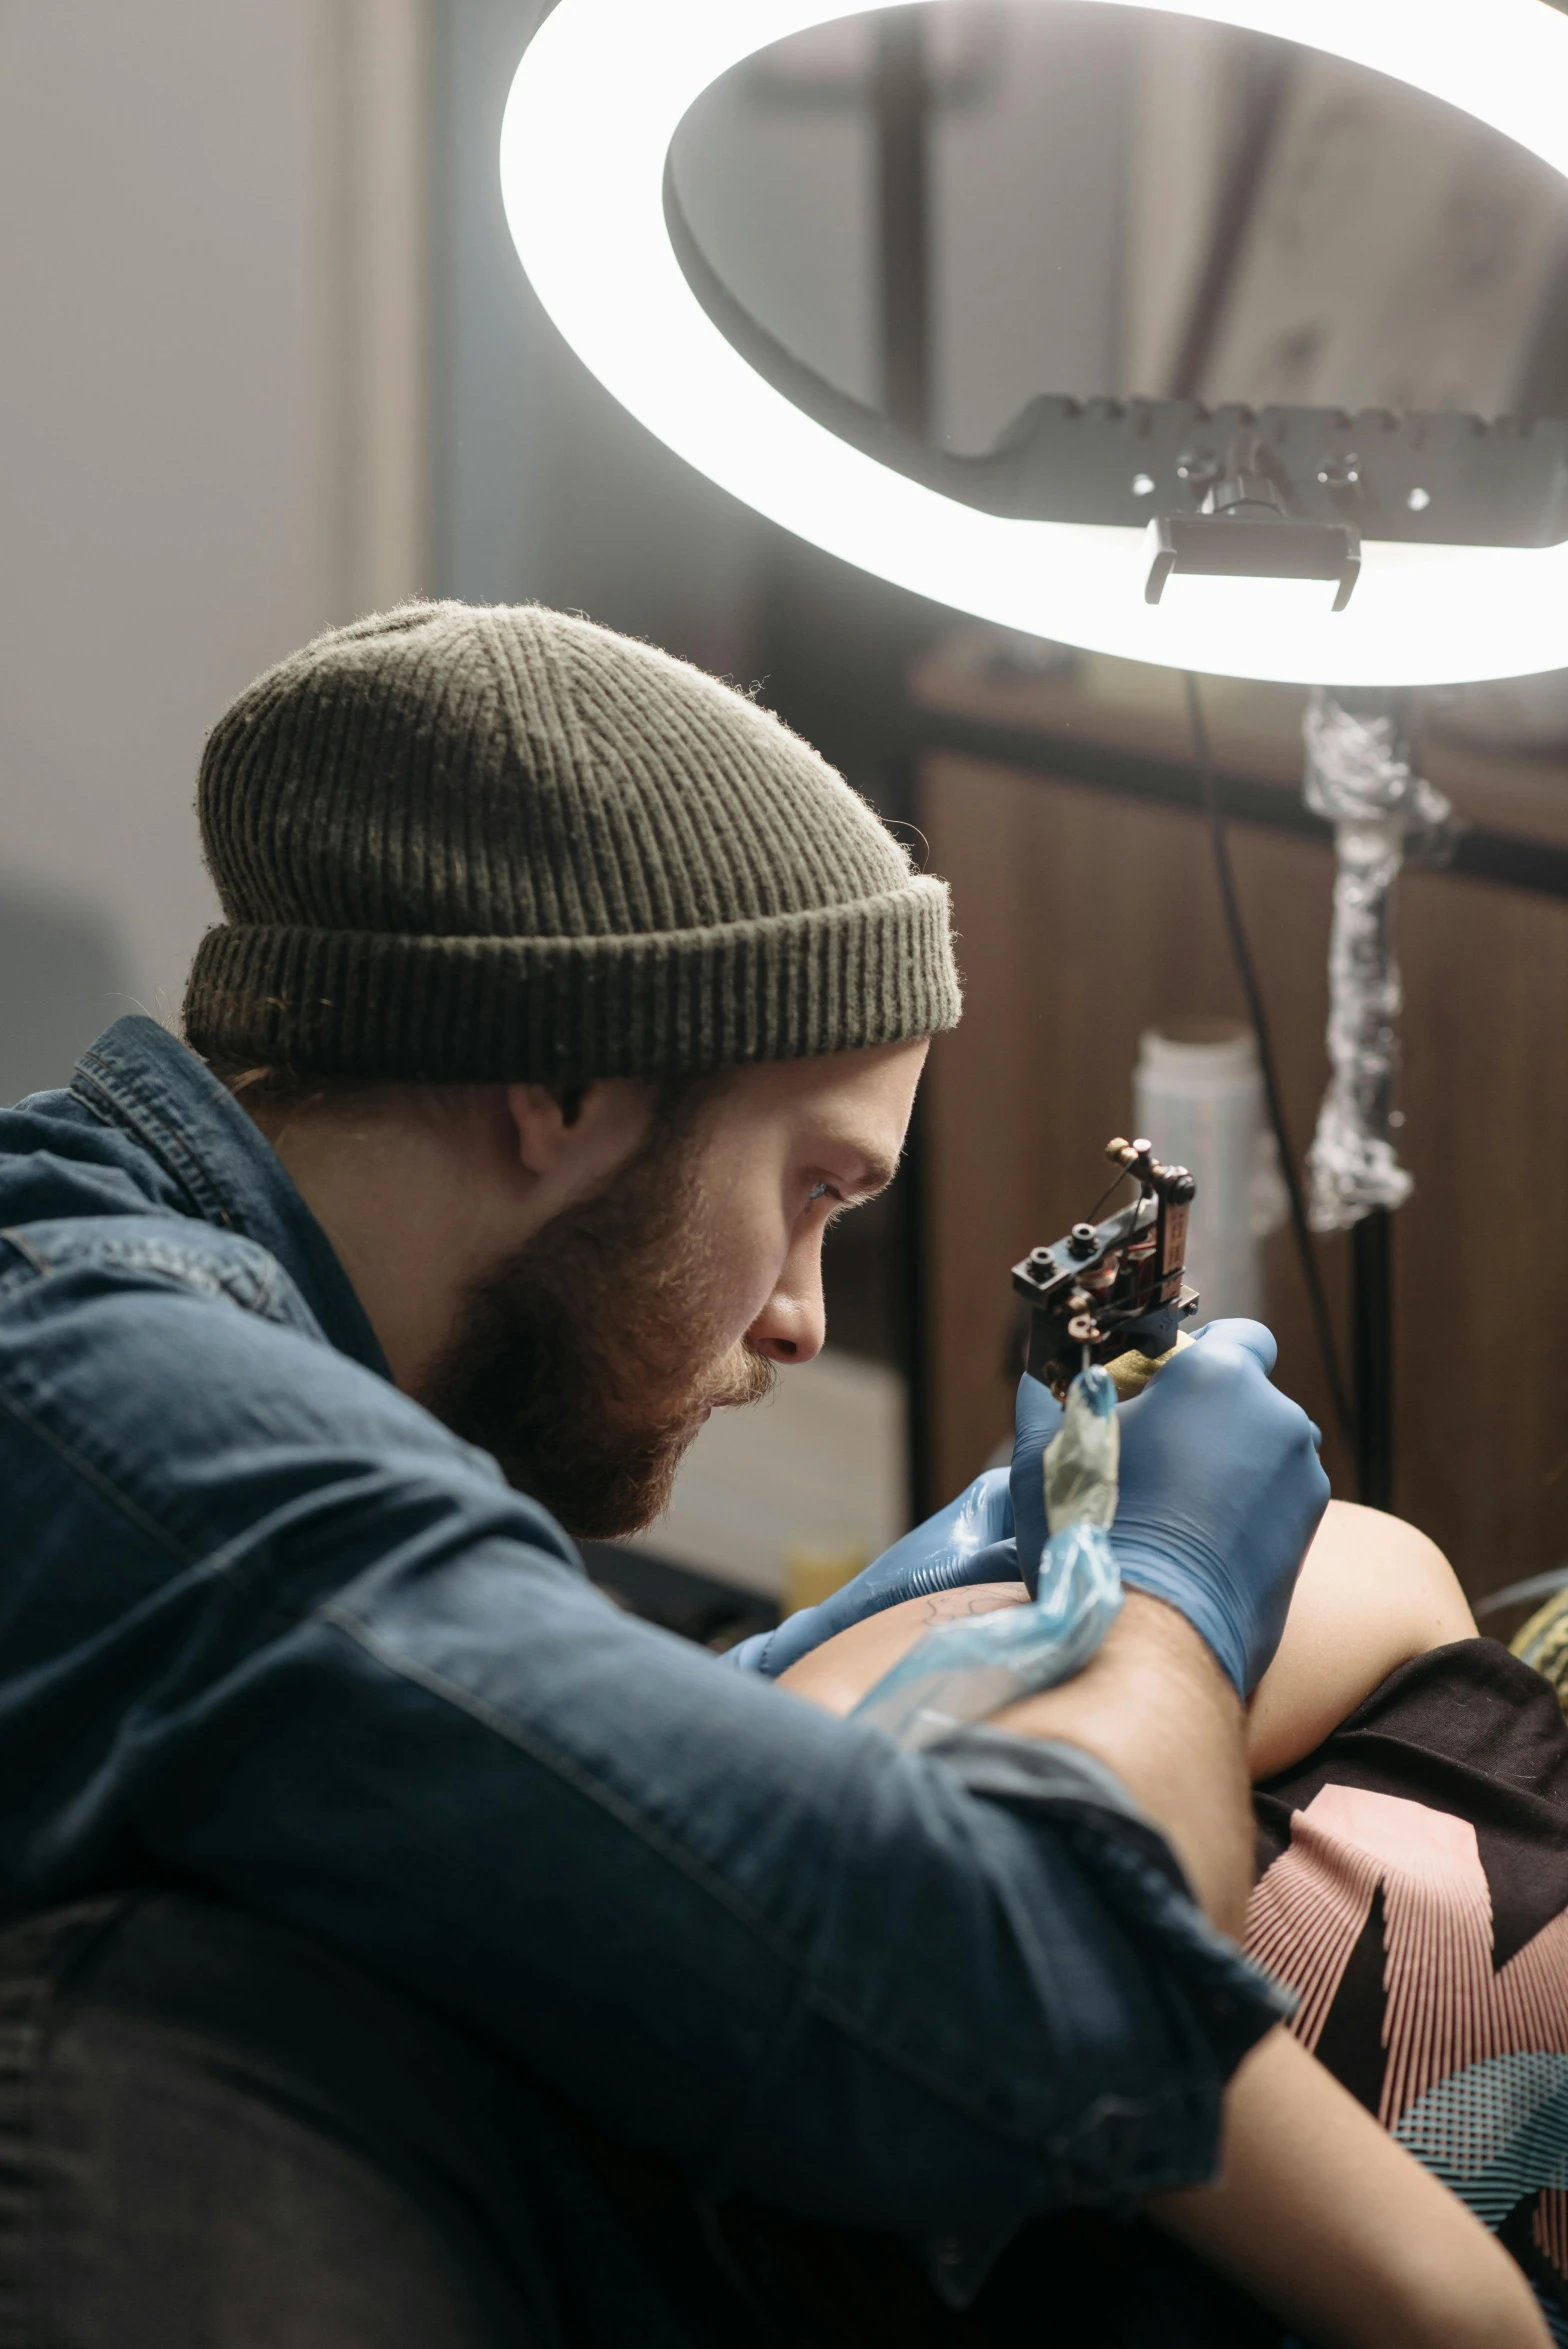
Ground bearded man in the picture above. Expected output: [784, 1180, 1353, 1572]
[0, 602, 1335, 2347]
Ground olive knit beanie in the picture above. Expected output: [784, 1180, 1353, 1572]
[182, 600, 960, 1082]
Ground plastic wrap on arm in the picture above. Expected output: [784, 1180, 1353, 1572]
[852, 1367, 1123, 1750]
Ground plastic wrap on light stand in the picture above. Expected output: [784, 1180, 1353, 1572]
[851, 1367, 1123, 1751]
[1301, 690, 1453, 1236]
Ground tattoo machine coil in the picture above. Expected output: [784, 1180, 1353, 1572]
[1012, 1137, 1200, 1402]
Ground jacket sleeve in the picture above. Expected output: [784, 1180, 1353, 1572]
[0, 1247, 1284, 2266]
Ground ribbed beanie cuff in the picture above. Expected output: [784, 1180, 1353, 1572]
[183, 601, 961, 1083]
[185, 880, 957, 1081]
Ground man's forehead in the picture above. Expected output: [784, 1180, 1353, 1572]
[711, 1039, 925, 1182]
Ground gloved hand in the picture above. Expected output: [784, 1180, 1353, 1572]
[1103, 1319, 1327, 1695]
[722, 1465, 1026, 1678]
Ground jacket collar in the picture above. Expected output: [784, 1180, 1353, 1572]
[71, 1016, 391, 1379]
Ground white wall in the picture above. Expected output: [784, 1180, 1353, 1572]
[0, 0, 428, 1098]
[0, 0, 1133, 1106]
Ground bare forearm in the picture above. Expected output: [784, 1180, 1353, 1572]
[784, 1587, 1253, 1934]
[988, 1592, 1252, 1933]
[1152, 2028, 1550, 2348]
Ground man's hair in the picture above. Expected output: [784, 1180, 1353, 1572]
[205, 1052, 724, 1136]
[203, 1056, 323, 1119]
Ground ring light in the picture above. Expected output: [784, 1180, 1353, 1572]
[501, 0, 1568, 688]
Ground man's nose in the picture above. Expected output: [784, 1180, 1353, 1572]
[748, 1256, 827, 1366]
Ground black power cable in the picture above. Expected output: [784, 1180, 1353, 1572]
[1184, 672, 1356, 1447]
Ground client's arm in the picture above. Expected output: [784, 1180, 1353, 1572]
[781, 1507, 1537, 2349]
[781, 1499, 1478, 1791]
[781, 1324, 1333, 1936]
[1244, 1499, 1475, 1776]
[1153, 2027, 1550, 2349]
[984, 1590, 1252, 1931]
[780, 1585, 1249, 1927]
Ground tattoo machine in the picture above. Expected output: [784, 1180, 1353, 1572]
[1011, 1136, 1200, 1402]
[850, 1138, 1198, 1751]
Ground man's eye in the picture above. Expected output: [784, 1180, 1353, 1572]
[806, 1181, 840, 1206]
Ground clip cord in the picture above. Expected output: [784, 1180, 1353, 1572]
[1184, 673, 1354, 1446]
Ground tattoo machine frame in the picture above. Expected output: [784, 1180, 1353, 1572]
[1012, 1137, 1199, 1403]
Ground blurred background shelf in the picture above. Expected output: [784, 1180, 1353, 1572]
[909, 634, 1568, 1613]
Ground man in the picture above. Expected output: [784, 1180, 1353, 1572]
[0, 600, 1328, 2345]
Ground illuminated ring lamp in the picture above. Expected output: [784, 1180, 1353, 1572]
[502, 0, 1568, 689]
[502, 0, 1568, 1509]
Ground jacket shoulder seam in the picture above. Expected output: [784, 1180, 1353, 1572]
[0, 1219, 299, 1329]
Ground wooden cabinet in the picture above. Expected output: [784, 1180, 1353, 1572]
[914, 646, 1568, 1608]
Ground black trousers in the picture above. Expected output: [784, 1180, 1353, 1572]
[0, 1888, 1281, 2349]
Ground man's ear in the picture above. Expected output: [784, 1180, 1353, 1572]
[506, 1083, 578, 1179]
[503, 1079, 655, 1187]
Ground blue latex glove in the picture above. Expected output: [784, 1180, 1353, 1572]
[1099, 1319, 1327, 1695]
[723, 1466, 1023, 1678]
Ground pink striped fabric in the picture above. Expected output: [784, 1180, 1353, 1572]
[1247, 1784, 1568, 2128]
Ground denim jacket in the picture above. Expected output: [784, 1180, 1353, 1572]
[0, 1018, 1281, 2282]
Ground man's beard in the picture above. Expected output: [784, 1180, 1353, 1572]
[417, 1098, 776, 1539]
